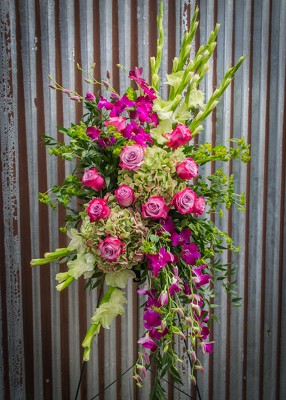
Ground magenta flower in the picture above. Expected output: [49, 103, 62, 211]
[176, 158, 198, 180]
[98, 236, 125, 261]
[82, 168, 105, 191]
[165, 124, 192, 149]
[85, 92, 96, 102]
[138, 336, 158, 352]
[97, 96, 114, 110]
[129, 67, 145, 85]
[142, 196, 169, 219]
[181, 243, 201, 265]
[171, 227, 192, 246]
[122, 123, 152, 146]
[171, 188, 197, 214]
[193, 265, 211, 288]
[193, 196, 206, 216]
[150, 112, 159, 126]
[86, 126, 101, 140]
[183, 282, 191, 295]
[97, 137, 116, 148]
[169, 282, 181, 297]
[87, 198, 110, 221]
[119, 144, 145, 170]
[143, 309, 161, 329]
[149, 323, 168, 340]
[200, 326, 210, 340]
[147, 248, 175, 277]
[160, 216, 175, 234]
[114, 184, 135, 207]
[200, 341, 214, 354]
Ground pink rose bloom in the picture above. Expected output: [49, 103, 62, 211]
[87, 198, 110, 222]
[194, 196, 206, 216]
[104, 116, 126, 132]
[176, 158, 198, 180]
[98, 236, 125, 261]
[82, 168, 105, 191]
[114, 184, 135, 207]
[142, 196, 169, 219]
[166, 124, 192, 149]
[119, 145, 144, 170]
[86, 126, 101, 140]
[171, 188, 197, 214]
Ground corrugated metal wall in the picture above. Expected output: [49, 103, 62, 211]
[0, 0, 285, 399]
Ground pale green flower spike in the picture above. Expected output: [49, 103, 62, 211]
[150, 2, 164, 91]
[105, 269, 136, 288]
[30, 247, 71, 266]
[82, 287, 127, 361]
[190, 55, 247, 135]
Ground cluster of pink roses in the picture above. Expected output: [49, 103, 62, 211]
[82, 134, 205, 263]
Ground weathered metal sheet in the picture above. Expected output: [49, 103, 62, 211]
[0, 0, 285, 399]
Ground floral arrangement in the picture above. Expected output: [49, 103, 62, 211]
[31, 5, 250, 399]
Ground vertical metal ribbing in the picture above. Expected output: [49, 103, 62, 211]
[229, 0, 252, 398]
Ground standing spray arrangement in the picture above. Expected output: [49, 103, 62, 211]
[31, 4, 249, 399]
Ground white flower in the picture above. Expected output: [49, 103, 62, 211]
[67, 228, 86, 254]
[67, 252, 96, 279]
[105, 269, 136, 288]
[91, 289, 127, 329]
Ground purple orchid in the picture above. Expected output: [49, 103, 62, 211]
[97, 96, 114, 110]
[97, 137, 116, 148]
[138, 336, 158, 352]
[143, 309, 161, 329]
[86, 126, 101, 140]
[193, 265, 211, 288]
[160, 216, 175, 234]
[169, 282, 182, 297]
[149, 322, 168, 340]
[200, 341, 214, 354]
[147, 247, 175, 277]
[181, 243, 201, 265]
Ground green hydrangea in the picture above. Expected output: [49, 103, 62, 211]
[79, 204, 148, 272]
[117, 146, 187, 204]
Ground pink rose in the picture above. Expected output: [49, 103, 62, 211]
[87, 198, 110, 222]
[86, 126, 101, 140]
[104, 116, 126, 132]
[119, 145, 144, 170]
[176, 158, 198, 180]
[98, 236, 125, 261]
[194, 196, 206, 216]
[114, 184, 135, 207]
[166, 124, 192, 149]
[171, 188, 197, 214]
[82, 168, 105, 191]
[142, 196, 169, 219]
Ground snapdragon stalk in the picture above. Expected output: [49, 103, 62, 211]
[150, 2, 164, 91]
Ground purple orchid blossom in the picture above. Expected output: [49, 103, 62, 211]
[181, 243, 201, 265]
